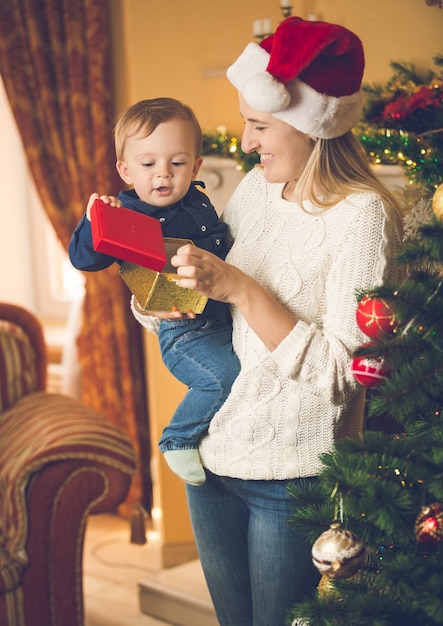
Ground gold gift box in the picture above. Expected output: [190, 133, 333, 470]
[119, 238, 208, 314]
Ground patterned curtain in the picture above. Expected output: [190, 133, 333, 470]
[0, 0, 152, 516]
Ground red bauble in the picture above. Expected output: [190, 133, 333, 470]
[414, 503, 443, 549]
[351, 343, 388, 388]
[356, 295, 397, 340]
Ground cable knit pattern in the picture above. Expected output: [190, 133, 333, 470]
[198, 168, 403, 480]
[132, 168, 403, 480]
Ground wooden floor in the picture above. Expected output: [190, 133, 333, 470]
[83, 513, 216, 626]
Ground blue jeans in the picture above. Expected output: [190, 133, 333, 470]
[186, 472, 320, 626]
[158, 313, 240, 452]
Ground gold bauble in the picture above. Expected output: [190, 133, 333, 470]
[318, 574, 339, 599]
[432, 183, 443, 221]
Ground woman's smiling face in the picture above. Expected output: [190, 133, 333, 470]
[239, 94, 314, 192]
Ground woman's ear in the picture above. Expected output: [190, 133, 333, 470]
[116, 160, 133, 185]
[191, 157, 204, 179]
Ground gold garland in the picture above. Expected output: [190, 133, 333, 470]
[202, 126, 259, 172]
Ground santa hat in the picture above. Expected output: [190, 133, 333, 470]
[227, 16, 365, 139]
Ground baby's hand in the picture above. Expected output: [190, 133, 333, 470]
[85, 193, 122, 220]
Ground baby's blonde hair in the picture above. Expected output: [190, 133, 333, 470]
[114, 97, 202, 160]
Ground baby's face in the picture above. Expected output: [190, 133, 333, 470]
[116, 119, 202, 207]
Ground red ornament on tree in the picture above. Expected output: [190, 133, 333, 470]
[414, 503, 443, 549]
[351, 342, 388, 388]
[356, 294, 397, 339]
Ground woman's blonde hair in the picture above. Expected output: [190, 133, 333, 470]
[114, 97, 202, 161]
[298, 131, 402, 220]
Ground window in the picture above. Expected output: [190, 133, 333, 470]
[0, 75, 84, 322]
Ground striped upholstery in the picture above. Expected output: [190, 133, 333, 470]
[0, 304, 136, 626]
[0, 321, 38, 413]
[0, 391, 136, 586]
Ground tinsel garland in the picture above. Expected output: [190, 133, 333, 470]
[355, 54, 443, 195]
[203, 122, 441, 190]
[353, 124, 441, 193]
[202, 126, 259, 173]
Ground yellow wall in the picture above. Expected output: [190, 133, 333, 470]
[110, 0, 443, 135]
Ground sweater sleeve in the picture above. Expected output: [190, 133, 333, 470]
[68, 215, 117, 271]
[130, 295, 161, 334]
[269, 195, 402, 406]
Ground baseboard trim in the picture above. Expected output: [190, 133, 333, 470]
[139, 578, 218, 626]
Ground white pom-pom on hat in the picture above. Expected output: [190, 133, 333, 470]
[242, 71, 291, 114]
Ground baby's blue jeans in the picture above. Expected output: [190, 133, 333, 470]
[158, 312, 240, 452]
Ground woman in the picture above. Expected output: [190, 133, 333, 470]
[132, 16, 403, 626]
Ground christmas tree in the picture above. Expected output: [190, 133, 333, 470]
[354, 54, 443, 197]
[286, 185, 443, 626]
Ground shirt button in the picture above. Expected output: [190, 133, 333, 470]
[215, 239, 221, 246]
[201, 225, 207, 232]
[202, 203, 208, 207]
[159, 217, 165, 222]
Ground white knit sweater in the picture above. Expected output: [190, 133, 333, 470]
[132, 167, 403, 480]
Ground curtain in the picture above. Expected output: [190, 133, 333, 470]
[0, 0, 152, 516]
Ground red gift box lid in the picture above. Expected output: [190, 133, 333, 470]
[90, 198, 167, 272]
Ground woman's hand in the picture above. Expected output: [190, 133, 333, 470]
[171, 244, 243, 305]
[86, 193, 122, 220]
[132, 298, 196, 320]
[142, 310, 197, 320]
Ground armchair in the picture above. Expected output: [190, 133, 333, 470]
[0, 302, 137, 626]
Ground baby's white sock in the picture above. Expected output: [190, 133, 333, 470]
[163, 449, 206, 486]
